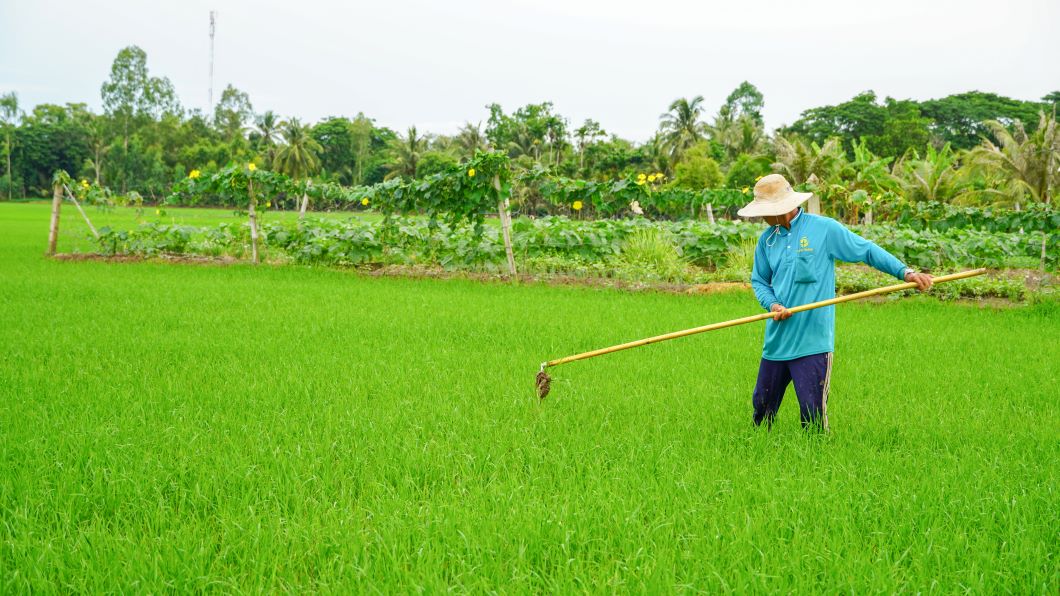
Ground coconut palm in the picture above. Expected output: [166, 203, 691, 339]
[970, 111, 1059, 205]
[506, 124, 541, 163]
[640, 133, 671, 176]
[455, 122, 487, 159]
[0, 92, 20, 199]
[387, 126, 426, 179]
[253, 111, 282, 164]
[891, 143, 966, 203]
[659, 96, 706, 162]
[772, 135, 844, 185]
[709, 109, 767, 162]
[272, 118, 322, 180]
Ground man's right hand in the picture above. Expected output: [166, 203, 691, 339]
[770, 303, 792, 321]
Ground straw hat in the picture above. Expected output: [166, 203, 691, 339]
[737, 174, 813, 217]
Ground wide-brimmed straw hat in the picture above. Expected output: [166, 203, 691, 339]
[737, 174, 813, 217]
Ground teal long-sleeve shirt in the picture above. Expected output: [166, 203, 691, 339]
[751, 210, 909, 361]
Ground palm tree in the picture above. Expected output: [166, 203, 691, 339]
[970, 112, 1059, 205]
[892, 143, 965, 203]
[659, 96, 706, 162]
[772, 135, 844, 185]
[387, 126, 426, 179]
[641, 133, 671, 176]
[0, 92, 20, 199]
[709, 110, 767, 162]
[506, 124, 541, 163]
[254, 111, 282, 164]
[455, 122, 487, 159]
[273, 118, 322, 180]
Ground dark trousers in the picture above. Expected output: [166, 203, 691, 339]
[752, 352, 833, 430]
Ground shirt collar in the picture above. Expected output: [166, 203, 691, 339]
[773, 208, 803, 236]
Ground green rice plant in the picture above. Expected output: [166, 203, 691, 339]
[0, 202, 1058, 592]
[612, 226, 692, 282]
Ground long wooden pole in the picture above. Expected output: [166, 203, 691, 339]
[542, 268, 987, 370]
[495, 175, 517, 277]
[62, 185, 99, 239]
[248, 178, 259, 264]
[47, 181, 62, 255]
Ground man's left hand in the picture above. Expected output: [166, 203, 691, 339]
[905, 271, 934, 291]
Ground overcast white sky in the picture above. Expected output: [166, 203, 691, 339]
[2, 0, 1057, 141]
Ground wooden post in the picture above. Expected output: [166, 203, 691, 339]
[47, 181, 62, 255]
[62, 185, 99, 238]
[806, 174, 822, 215]
[705, 203, 716, 224]
[1041, 234, 1048, 272]
[495, 175, 516, 277]
[248, 178, 260, 264]
[298, 180, 310, 223]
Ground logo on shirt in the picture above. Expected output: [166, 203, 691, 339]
[798, 236, 813, 253]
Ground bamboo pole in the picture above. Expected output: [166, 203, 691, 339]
[62, 185, 99, 239]
[495, 174, 516, 277]
[47, 181, 62, 255]
[542, 268, 987, 370]
[248, 178, 260, 264]
[299, 180, 311, 223]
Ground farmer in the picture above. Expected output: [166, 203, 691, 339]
[738, 174, 933, 430]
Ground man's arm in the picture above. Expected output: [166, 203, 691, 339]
[751, 240, 783, 313]
[828, 220, 933, 290]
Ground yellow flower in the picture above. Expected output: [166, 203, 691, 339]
[265, 201, 271, 208]
[654, 172, 664, 179]
[636, 179, 646, 186]
[755, 175, 764, 181]
[361, 197, 369, 206]
[79, 179, 89, 187]
[637, 173, 647, 180]
[572, 200, 583, 211]
[467, 168, 476, 178]
[742, 186, 750, 193]
[647, 174, 656, 182]
[189, 169, 201, 179]
[155, 209, 160, 215]
[247, 163, 257, 171]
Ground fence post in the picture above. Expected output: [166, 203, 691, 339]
[248, 178, 260, 264]
[47, 180, 62, 255]
[705, 203, 716, 224]
[298, 180, 311, 224]
[495, 175, 516, 277]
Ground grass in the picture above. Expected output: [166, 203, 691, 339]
[1, 202, 1057, 592]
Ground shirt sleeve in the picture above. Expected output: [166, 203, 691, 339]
[827, 220, 908, 280]
[751, 237, 780, 311]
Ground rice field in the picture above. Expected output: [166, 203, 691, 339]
[0, 202, 1057, 592]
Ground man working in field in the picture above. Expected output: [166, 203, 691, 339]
[737, 174, 933, 430]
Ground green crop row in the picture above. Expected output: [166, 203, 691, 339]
[95, 216, 1057, 272]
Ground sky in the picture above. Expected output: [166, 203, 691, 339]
[2, 0, 1057, 141]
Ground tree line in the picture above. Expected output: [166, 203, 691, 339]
[1, 45, 1057, 209]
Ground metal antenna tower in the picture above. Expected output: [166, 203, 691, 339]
[208, 10, 216, 110]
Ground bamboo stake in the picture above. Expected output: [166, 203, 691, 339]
[299, 180, 311, 223]
[47, 181, 62, 255]
[495, 174, 517, 277]
[62, 185, 99, 239]
[248, 178, 259, 264]
[541, 268, 987, 370]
